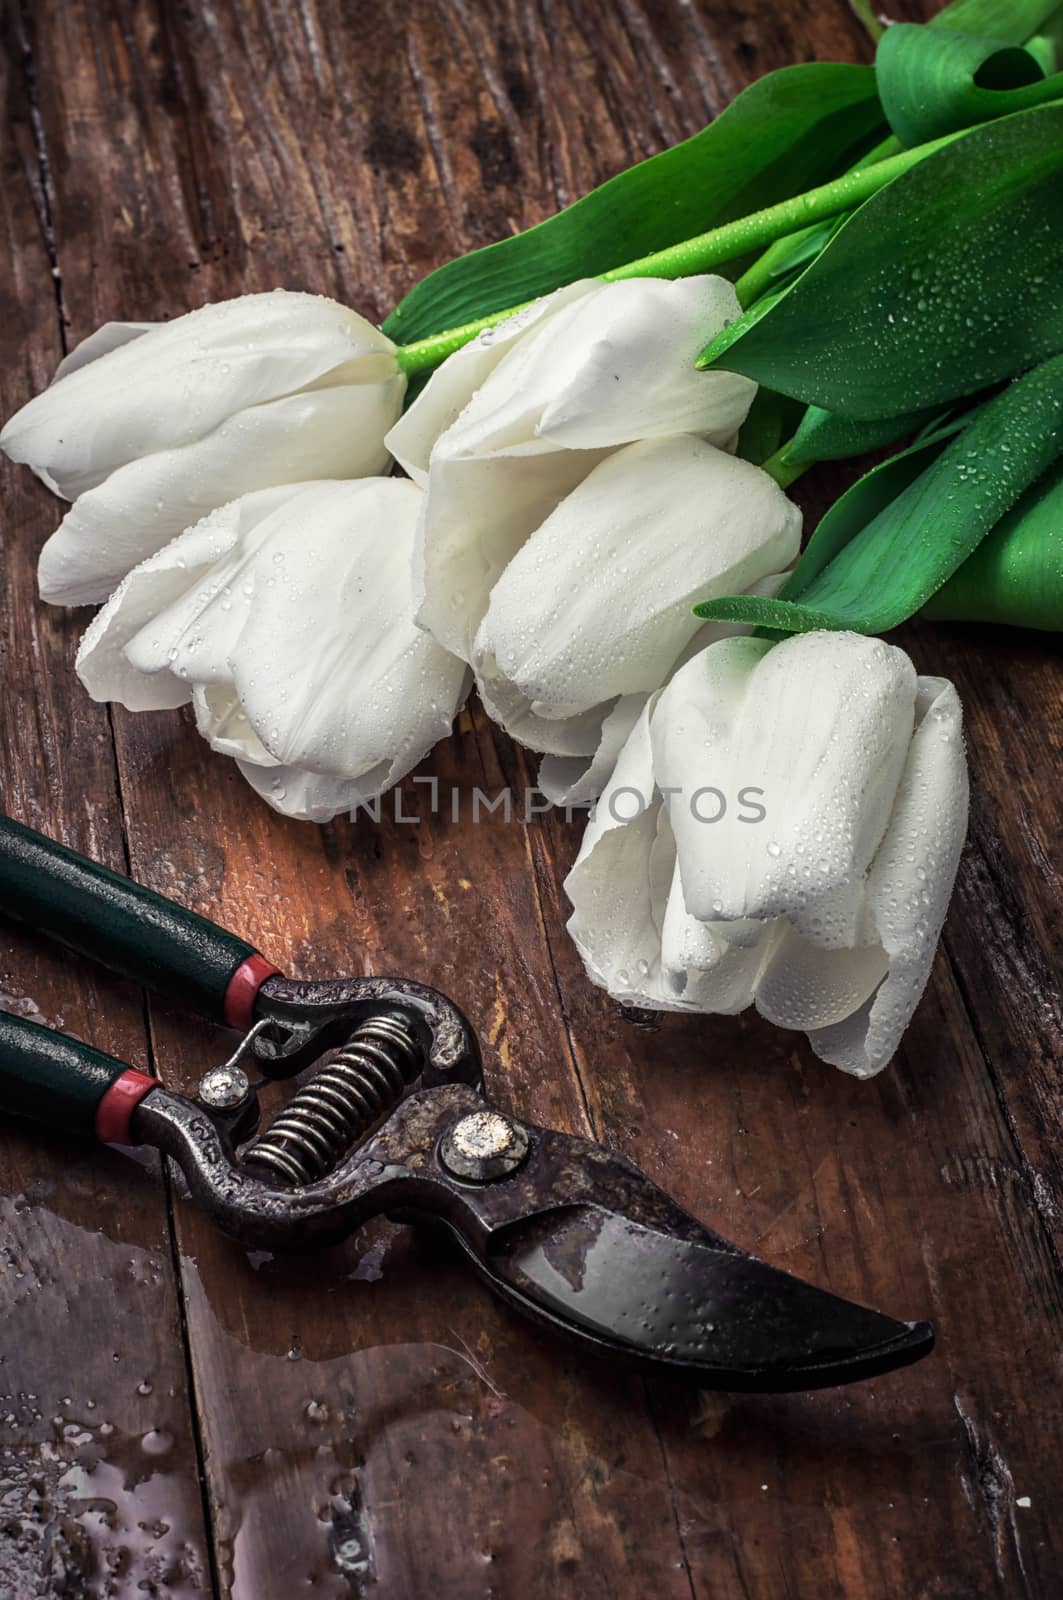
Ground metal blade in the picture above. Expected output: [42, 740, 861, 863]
[484, 1204, 933, 1390]
[137, 1077, 933, 1390]
[359, 1088, 934, 1390]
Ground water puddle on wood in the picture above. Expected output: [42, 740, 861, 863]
[1, 1175, 689, 1597]
[176, 1220, 684, 1599]
[0, 1190, 209, 1594]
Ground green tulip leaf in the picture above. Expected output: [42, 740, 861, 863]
[785, 401, 945, 465]
[924, 457, 1063, 630]
[383, 64, 883, 344]
[877, 24, 1063, 147]
[734, 1, 1057, 309]
[778, 405, 982, 594]
[930, 0, 1063, 44]
[1026, 11, 1063, 74]
[692, 354, 1063, 634]
[754, 215, 845, 285]
[735, 388, 806, 467]
[699, 105, 1063, 420]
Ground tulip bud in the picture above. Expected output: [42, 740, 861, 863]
[565, 630, 969, 1076]
[1, 291, 405, 606]
[386, 275, 760, 662]
[76, 479, 468, 823]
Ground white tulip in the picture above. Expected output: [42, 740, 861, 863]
[1, 291, 405, 606]
[385, 275, 759, 662]
[76, 479, 469, 823]
[565, 630, 969, 1076]
[472, 433, 800, 762]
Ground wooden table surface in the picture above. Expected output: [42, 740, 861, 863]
[1, 1, 1061, 1595]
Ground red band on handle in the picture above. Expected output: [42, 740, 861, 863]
[96, 1069, 157, 1145]
[224, 953, 281, 1031]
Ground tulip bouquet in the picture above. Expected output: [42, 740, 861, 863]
[4, 0, 1061, 1076]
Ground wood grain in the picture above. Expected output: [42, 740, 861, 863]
[1, 0, 1060, 1596]
[0, 7, 213, 1591]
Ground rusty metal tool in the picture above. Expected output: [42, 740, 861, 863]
[0, 814, 933, 1391]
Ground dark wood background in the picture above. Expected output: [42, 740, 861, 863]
[1, 1, 1061, 1595]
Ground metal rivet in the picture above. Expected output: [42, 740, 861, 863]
[198, 1064, 251, 1111]
[440, 1110, 529, 1182]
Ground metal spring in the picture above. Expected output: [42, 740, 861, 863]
[241, 1013, 424, 1187]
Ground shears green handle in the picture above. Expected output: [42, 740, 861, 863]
[0, 1008, 140, 1136]
[0, 814, 261, 1026]
[0, 813, 282, 1139]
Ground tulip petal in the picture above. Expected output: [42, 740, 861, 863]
[413, 444, 610, 658]
[433, 277, 753, 463]
[385, 282, 596, 484]
[654, 631, 917, 944]
[37, 381, 403, 606]
[235, 756, 397, 824]
[660, 864, 777, 1013]
[539, 694, 648, 807]
[52, 322, 155, 382]
[203, 480, 468, 788]
[660, 864, 726, 977]
[475, 661, 610, 757]
[473, 436, 801, 725]
[119, 488, 304, 684]
[75, 487, 302, 711]
[535, 278, 756, 449]
[535, 600, 792, 809]
[191, 685, 275, 764]
[803, 677, 968, 1076]
[753, 920, 889, 1030]
[567, 740, 776, 1016]
[565, 701, 679, 1007]
[1, 290, 397, 499]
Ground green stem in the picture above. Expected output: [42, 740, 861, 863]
[394, 126, 966, 379]
[734, 221, 838, 311]
[394, 300, 538, 377]
[597, 134, 961, 280]
[761, 442, 810, 490]
[733, 133, 901, 308]
[848, 0, 885, 45]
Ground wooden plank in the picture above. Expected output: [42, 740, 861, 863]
[3, 0, 1060, 1596]
[919, 622, 1063, 1243]
[0, 8, 214, 1593]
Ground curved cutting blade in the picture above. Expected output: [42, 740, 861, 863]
[481, 1204, 933, 1391]
[178, 1074, 933, 1392]
[352, 1089, 935, 1390]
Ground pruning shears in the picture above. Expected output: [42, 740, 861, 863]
[0, 813, 933, 1391]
